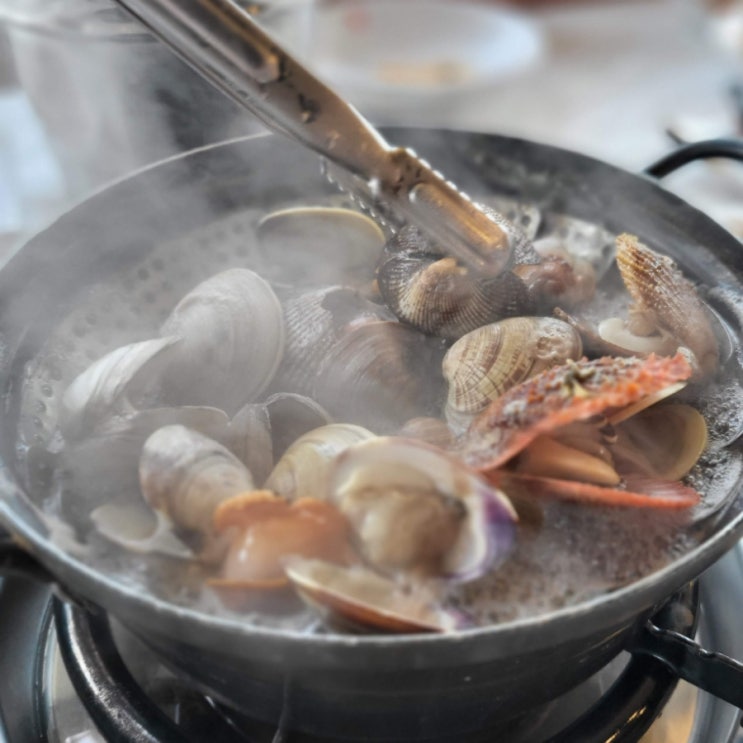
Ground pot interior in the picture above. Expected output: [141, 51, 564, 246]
[0, 129, 742, 663]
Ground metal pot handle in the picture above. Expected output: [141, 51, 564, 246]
[643, 137, 743, 178]
[628, 620, 743, 709]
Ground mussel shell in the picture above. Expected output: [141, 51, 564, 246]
[160, 268, 285, 413]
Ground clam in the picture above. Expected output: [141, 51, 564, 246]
[60, 336, 180, 440]
[275, 285, 395, 394]
[229, 393, 332, 485]
[377, 225, 532, 339]
[284, 557, 462, 633]
[612, 403, 708, 481]
[442, 317, 583, 432]
[461, 353, 702, 509]
[608, 234, 719, 378]
[160, 268, 285, 413]
[139, 425, 256, 559]
[328, 437, 517, 581]
[264, 424, 376, 502]
[256, 206, 386, 289]
[276, 286, 444, 431]
[210, 492, 355, 589]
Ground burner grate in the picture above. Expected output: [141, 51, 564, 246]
[51, 585, 699, 743]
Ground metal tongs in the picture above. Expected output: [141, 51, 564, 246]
[113, 0, 516, 274]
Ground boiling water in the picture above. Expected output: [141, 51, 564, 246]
[13, 198, 743, 631]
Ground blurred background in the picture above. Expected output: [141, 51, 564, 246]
[0, 0, 742, 253]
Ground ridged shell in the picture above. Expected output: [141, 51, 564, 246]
[615, 234, 719, 377]
[264, 424, 376, 502]
[377, 226, 532, 339]
[274, 286, 394, 395]
[275, 287, 444, 432]
[442, 317, 583, 431]
[160, 268, 285, 413]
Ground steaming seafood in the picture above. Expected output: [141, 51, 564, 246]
[256, 206, 386, 289]
[442, 316, 583, 432]
[599, 234, 720, 377]
[39, 173, 731, 638]
[211, 492, 355, 588]
[263, 423, 376, 502]
[284, 558, 462, 633]
[135, 424, 262, 564]
[461, 353, 703, 509]
[160, 268, 285, 413]
[329, 437, 517, 581]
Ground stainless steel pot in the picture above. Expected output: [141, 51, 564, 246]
[1, 129, 742, 740]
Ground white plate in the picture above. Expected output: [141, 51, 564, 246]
[291, 0, 543, 111]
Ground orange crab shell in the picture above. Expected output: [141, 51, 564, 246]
[460, 352, 693, 476]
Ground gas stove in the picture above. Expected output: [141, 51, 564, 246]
[0, 543, 741, 742]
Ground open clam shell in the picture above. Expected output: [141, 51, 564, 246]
[60, 336, 180, 440]
[329, 437, 517, 582]
[615, 234, 719, 378]
[257, 206, 386, 288]
[284, 558, 462, 634]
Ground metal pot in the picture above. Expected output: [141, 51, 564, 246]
[1, 129, 742, 740]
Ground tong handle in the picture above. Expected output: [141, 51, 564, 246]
[114, 0, 513, 273]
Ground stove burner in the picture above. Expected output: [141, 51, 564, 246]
[49, 585, 698, 743]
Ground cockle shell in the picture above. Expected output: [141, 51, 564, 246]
[328, 437, 517, 581]
[263, 424, 376, 502]
[442, 316, 583, 432]
[60, 336, 180, 440]
[139, 425, 254, 539]
[615, 234, 719, 377]
[284, 557, 462, 633]
[274, 285, 395, 394]
[461, 353, 694, 475]
[377, 225, 532, 340]
[160, 268, 285, 413]
[210, 492, 354, 588]
[276, 286, 444, 431]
